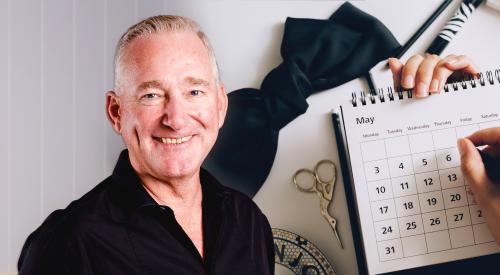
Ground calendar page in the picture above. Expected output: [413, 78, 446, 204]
[337, 81, 500, 274]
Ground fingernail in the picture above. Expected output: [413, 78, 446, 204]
[438, 79, 445, 92]
[430, 79, 439, 93]
[415, 82, 429, 97]
[446, 57, 458, 65]
[403, 75, 414, 88]
[457, 138, 466, 156]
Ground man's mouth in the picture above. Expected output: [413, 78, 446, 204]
[154, 135, 193, 145]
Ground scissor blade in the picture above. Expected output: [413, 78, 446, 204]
[332, 226, 344, 249]
[320, 206, 343, 249]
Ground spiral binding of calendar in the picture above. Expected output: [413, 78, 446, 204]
[351, 69, 500, 107]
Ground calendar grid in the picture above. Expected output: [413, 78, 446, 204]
[383, 135, 405, 258]
[428, 131, 453, 254]
[359, 133, 376, 225]
[360, 121, 498, 262]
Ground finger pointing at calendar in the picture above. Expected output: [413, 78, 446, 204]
[458, 128, 500, 245]
[388, 54, 479, 98]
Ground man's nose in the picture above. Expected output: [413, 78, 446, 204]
[161, 95, 188, 130]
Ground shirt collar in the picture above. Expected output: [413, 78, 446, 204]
[108, 149, 230, 220]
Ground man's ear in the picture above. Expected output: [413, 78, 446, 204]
[106, 91, 122, 133]
[217, 84, 228, 128]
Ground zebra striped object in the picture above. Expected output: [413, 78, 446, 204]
[439, 2, 477, 42]
[426, 0, 484, 55]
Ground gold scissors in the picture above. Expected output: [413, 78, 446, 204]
[293, 159, 343, 249]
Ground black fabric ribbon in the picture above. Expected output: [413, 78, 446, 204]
[203, 2, 401, 197]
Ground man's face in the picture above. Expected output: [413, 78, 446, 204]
[108, 31, 227, 181]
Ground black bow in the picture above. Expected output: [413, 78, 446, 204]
[203, 2, 401, 197]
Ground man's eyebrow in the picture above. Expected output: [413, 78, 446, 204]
[137, 80, 164, 91]
[184, 76, 211, 88]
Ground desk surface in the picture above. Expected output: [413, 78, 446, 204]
[174, 1, 500, 274]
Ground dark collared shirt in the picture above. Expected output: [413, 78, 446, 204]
[18, 150, 274, 275]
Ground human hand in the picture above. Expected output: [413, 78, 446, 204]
[457, 127, 500, 245]
[388, 54, 479, 98]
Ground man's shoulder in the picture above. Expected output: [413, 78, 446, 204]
[18, 176, 115, 271]
[215, 181, 270, 226]
[35, 176, 113, 229]
[209, 177, 275, 274]
[53, 176, 114, 226]
[221, 184, 258, 209]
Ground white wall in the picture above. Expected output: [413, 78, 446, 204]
[1, 0, 176, 272]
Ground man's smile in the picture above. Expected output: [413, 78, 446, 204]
[153, 135, 193, 145]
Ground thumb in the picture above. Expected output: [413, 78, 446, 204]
[444, 55, 480, 76]
[458, 138, 487, 187]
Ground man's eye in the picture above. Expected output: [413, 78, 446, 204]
[190, 90, 203, 96]
[138, 93, 164, 105]
[142, 93, 160, 99]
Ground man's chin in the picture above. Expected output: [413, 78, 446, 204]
[151, 158, 200, 180]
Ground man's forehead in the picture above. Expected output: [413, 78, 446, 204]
[124, 31, 208, 60]
[120, 31, 213, 77]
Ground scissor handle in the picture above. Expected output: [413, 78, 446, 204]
[313, 160, 337, 201]
[314, 159, 337, 185]
[293, 168, 317, 192]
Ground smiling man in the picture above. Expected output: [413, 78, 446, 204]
[18, 15, 274, 275]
